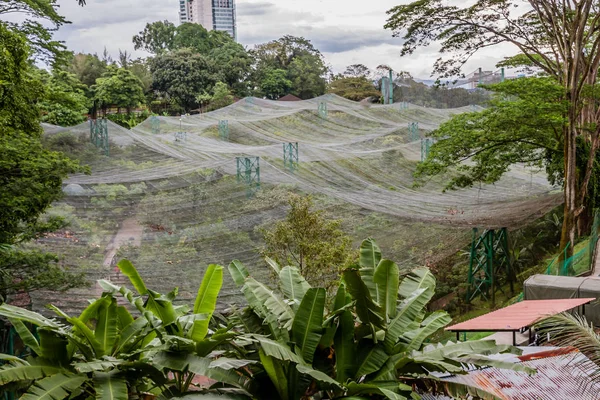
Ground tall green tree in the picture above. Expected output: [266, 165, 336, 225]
[385, 0, 600, 255]
[210, 41, 252, 97]
[252, 36, 328, 99]
[259, 69, 292, 100]
[259, 195, 354, 288]
[328, 76, 381, 101]
[37, 69, 89, 126]
[0, 24, 86, 301]
[1, 0, 85, 63]
[132, 20, 176, 55]
[67, 53, 108, 88]
[150, 49, 218, 112]
[94, 67, 146, 113]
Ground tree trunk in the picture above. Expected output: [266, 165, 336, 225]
[560, 114, 578, 259]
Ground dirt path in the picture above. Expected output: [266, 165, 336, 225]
[103, 217, 143, 267]
[94, 217, 144, 296]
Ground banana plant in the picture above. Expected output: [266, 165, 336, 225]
[228, 239, 533, 400]
[0, 260, 254, 400]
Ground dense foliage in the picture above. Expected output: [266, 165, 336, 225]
[0, 241, 530, 399]
[0, 23, 86, 301]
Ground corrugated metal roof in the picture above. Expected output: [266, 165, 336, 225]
[446, 299, 594, 332]
[439, 347, 600, 400]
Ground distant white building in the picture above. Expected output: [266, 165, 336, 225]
[179, 0, 237, 41]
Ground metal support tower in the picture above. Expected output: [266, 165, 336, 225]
[245, 97, 255, 106]
[218, 120, 229, 141]
[466, 228, 514, 305]
[408, 122, 419, 141]
[174, 131, 187, 142]
[150, 115, 160, 134]
[399, 101, 408, 110]
[90, 119, 109, 156]
[421, 138, 433, 162]
[388, 69, 394, 105]
[236, 157, 260, 198]
[318, 100, 328, 119]
[478, 67, 483, 86]
[283, 142, 299, 172]
[500, 67, 505, 83]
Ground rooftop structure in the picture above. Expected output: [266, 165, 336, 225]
[179, 0, 236, 41]
[446, 298, 594, 344]
[433, 347, 600, 400]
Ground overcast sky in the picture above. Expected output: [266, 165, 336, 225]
[52, 0, 518, 78]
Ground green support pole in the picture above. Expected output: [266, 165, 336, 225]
[235, 156, 260, 197]
[283, 142, 299, 172]
[218, 120, 229, 141]
[388, 70, 394, 105]
[478, 67, 483, 86]
[409, 122, 419, 141]
[466, 227, 514, 304]
[500, 67, 505, 83]
[318, 101, 328, 119]
[150, 115, 160, 134]
[420, 138, 433, 161]
[90, 119, 109, 156]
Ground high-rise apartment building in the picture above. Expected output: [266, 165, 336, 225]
[179, 0, 237, 41]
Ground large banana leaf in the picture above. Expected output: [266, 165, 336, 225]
[259, 348, 288, 400]
[397, 311, 451, 353]
[228, 260, 249, 287]
[291, 288, 325, 364]
[10, 318, 40, 355]
[243, 277, 294, 330]
[333, 309, 355, 384]
[73, 360, 123, 373]
[146, 290, 177, 327]
[116, 305, 134, 329]
[117, 259, 148, 295]
[373, 260, 399, 319]
[296, 364, 342, 390]
[0, 365, 65, 385]
[279, 266, 311, 306]
[194, 264, 223, 315]
[383, 287, 432, 353]
[47, 305, 103, 358]
[191, 264, 223, 340]
[78, 297, 110, 325]
[95, 297, 119, 356]
[153, 351, 210, 375]
[354, 344, 389, 378]
[342, 269, 384, 330]
[345, 382, 411, 400]
[0, 304, 62, 329]
[265, 256, 281, 275]
[93, 371, 128, 400]
[398, 268, 436, 300]
[20, 373, 87, 400]
[359, 239, 382, 300]
[246, 335, 304, 364]
[37, 328, 71, 366]
[113, 317, 149, 355]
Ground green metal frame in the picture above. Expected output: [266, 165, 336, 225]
[408, 122, 419, 141]
[245, 97, 255, 106]
[150, 115, 160, 134]
[218, 120, 229, 141]
[174, 131, 187, 142]
[236, 157, 260, 197]
[388, 70, 394, 105]
[399, 101, 408, 110]
[283, 142, 299, 172]
[90, 119, 109, 156]
[420, 138, 433, 162]
[318, 101, 328, 119]
[466, 228, 514, 304]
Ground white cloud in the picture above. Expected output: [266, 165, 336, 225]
[51, 0, 519, 77]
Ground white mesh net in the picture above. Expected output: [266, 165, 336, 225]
[34, 95, 561, 315]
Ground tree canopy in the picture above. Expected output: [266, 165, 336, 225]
[328, 76, 380, 101]
[94, 67, 146, 113]
[0, 23, 86, 300]
[386, 0, 600, 252]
